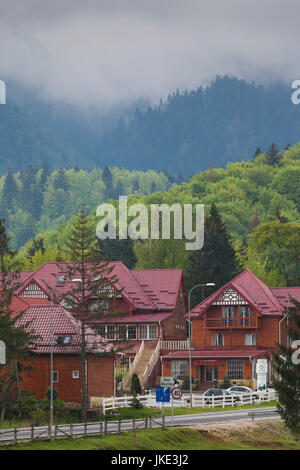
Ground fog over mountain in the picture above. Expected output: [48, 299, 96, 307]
[1, 0, 300, 108]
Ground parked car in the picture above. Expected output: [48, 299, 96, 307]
[202, 388, 240, 403]
[226, 386, 259, 399]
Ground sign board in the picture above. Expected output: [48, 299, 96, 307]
[257, 373, 267, 391]
[0, 340, 6, 364]
[160, 376, 178, 387]
[171, 386, 183, 400]
[156, 386, 170, 403]
[256, 359, 268, 374]
[195, 360, 218, 365]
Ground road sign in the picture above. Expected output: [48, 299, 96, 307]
[171, 386, 183, 400]
[0, 340, 6, 364]
[160, 376, 178, 387]
[156, 386, 170, 402]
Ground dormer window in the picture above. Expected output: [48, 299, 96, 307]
[56, 335, 72, 346]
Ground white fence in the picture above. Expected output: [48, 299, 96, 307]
[102, 390, 277, 414]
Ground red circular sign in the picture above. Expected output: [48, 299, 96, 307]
[171, 386, 183, 399]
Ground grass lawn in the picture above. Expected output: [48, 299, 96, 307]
[2, 421, 300, 450]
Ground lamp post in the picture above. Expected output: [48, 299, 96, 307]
[50, 275, 66, 433]
[187, 283, 215, 409]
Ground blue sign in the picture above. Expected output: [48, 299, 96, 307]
[156, 386, 170, 402]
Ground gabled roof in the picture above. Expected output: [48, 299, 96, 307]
[10, 295, 30, 318]
[14, 305, 113, 355]
[189, 269, 288, 318]
[132, 269, 183, 311]
[270, 287, 300, 309]
[15, 262, 184, 313]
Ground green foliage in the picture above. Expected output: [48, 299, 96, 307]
[131, 374, 142, 395]
[129, 396, 144, 410]
[272, 298, 300, 433]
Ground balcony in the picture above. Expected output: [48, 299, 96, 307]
[206, 317, 257, 328]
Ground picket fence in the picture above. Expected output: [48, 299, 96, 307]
[102, 390, 277, 414]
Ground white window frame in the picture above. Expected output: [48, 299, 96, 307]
[72, 370, 79, 379]
[245, 333, 256, 346]
[171, 360, 188, 380]
[139, 324, 158, 340]
[98, 325, 116, 340]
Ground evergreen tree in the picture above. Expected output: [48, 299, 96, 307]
[249, 212, 261, 233]
[53, 168, 69, 191]
[184, 203, 240, 307]
[39, 161, 51, 191]
[273, 205, 289, 224]
[2, 170, 19, 217]
[266, 142, 282, 167]
[98, 237, 137, 269]
[253, 147, 262, 159]
[272, 298, 300, 433]
[62, 207, 122, 421]
[102, 167, 113, 199]
[0, 220, 35, 416]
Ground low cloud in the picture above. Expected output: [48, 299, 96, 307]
[0, 0, 299, 107]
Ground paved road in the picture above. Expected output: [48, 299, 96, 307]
[0, 406, 279, 444]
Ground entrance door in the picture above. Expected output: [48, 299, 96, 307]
[205, 366, 218, 382]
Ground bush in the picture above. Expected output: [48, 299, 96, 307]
[131, 374, 142, 395]
[130, 396, 144, 409]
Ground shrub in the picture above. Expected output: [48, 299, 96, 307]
[131, 374, 142, 395]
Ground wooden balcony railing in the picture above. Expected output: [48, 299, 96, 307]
[206, 317, 257, 328]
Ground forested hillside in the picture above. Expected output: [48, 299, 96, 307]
[2, 77, 300, 175]
[14, 142, 300, 288]
[0, 165, 169, 248]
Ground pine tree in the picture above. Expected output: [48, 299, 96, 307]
[53, 168, 69, 191]
[184, 203, 240, 307]
[272, 298, 300, 433]
[102, 167, 113, 199]
[62, 207, 122, 421]
[0, 219, 35, 417]
[273, 205, 289, 224]
[253, 147, 261, 159]
[266, 142, 282, 167]
[2, 170, 19, 217]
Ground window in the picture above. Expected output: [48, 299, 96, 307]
[97, 325, 116, 339]
[227, 360, 244, 380]
[171, 360, 188, 380]
[240, 306, 250, 326]
[118, 325, 127, 340]
[127, 325, 137, 340]
[107, 325, 116, 340]
[52, 370, 59, 383]
[139, 324, 158, 340]
[211, 334, 224, 346]
[72, 370, 79, 379]
[56, 335, 71, 346]
[245, 334, 256, 346]
[223, 307, 234, 326]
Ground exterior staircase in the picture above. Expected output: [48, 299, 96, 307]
[122, 340, 159, 391]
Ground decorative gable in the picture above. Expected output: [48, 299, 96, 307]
[20, 282, 48, 299]
[213, 287, 248, 305]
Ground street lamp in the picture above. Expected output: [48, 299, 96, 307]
[187, 283, 215, 409]
[50, 275, 66, 432]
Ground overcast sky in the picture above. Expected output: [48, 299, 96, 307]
[0, 0, 299, 107]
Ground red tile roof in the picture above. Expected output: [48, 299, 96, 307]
[14, 305, 113, 355]
[10, 295, 30, 318]
[16, 262, 183, 313]
[162, 349, 273, 360]
[270, 287, 300, 308]
[132, 269, 183, 311]
[189, 269, 288, 318]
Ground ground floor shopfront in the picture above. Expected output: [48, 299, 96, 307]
[161, 349, 273, 389]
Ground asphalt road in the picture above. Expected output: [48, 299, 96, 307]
[0, 406, 279, 444]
